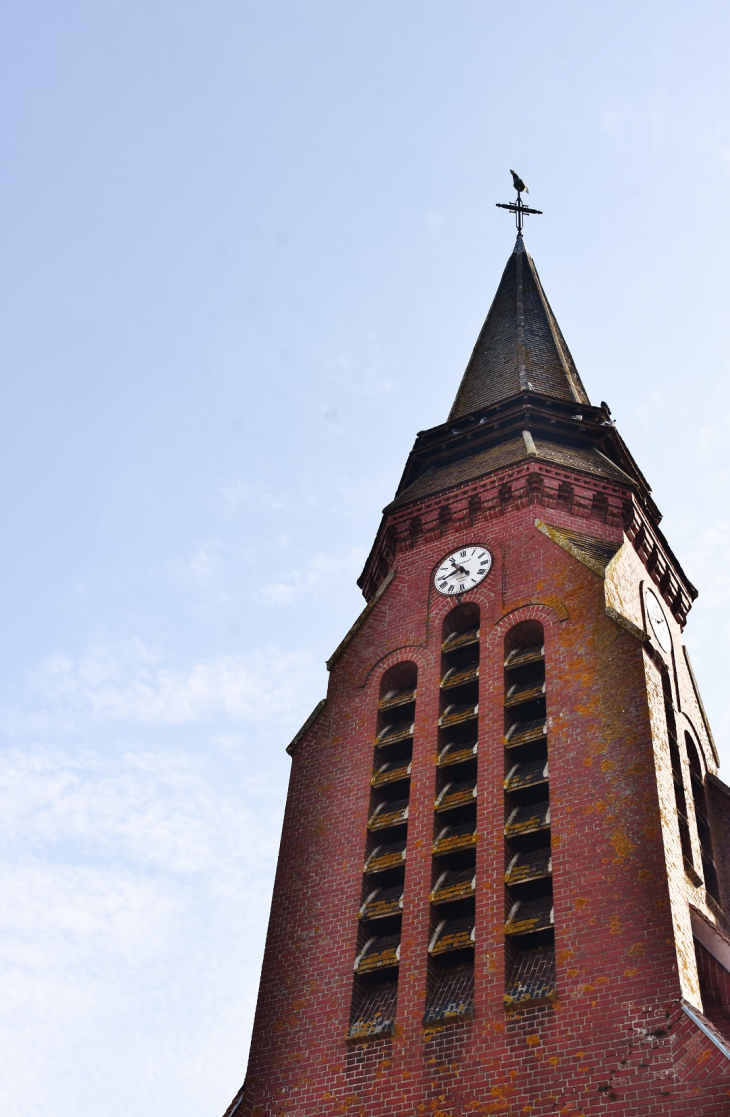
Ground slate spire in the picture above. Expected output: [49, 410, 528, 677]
[448, 234, 590, 420]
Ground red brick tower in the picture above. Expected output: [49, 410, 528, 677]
[227, 231, 730, 1117]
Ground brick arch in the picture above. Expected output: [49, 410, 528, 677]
[491, 600, 568, 639]
[356, 644, 434, 690]
[427, 582, 496, 628]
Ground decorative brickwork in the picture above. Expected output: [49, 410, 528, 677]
[229, 236, 730, 1115]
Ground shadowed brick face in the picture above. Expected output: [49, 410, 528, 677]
[229, 237, 730, 1117]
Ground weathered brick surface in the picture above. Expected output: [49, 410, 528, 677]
[234, 468, 730, 1116]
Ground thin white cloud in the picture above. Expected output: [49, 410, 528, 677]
[217, 478, 301, 516]
[0, 746, 282, 875]
[219, 477, 253, 514]
[0, 742, 281, 1117]
[315, 342, 397, 399]
[255, 580, 299, 605]
[22, 639, 320, 726]
[163, 542, 229, 602]
[254, 547, 365, 606]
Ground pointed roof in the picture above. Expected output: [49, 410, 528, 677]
[448, 235, 590, 419]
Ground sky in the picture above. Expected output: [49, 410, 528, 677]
[1, 2, 730, 1114]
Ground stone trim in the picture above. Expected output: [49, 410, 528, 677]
[535, 518, 617, 578]
[605, 605, 649, 644]
[286, 699, 327, 757]
[681, 999, 730, 1062]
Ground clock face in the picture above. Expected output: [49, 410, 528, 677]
[434, 545, 492, 596]
[646, 590, 671, 653]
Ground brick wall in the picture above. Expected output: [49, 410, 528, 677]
[237, 463, 730, 1116]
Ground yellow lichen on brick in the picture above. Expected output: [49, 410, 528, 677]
[609, 827, 637, 861]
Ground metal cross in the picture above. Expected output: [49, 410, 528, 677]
[496, 178, 542, 234]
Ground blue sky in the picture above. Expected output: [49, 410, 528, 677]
[2, 2, 730, 1114]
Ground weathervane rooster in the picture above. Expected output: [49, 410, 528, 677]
[510, 169, 528, 194]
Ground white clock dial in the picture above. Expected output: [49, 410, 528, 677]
[646, 590, 671, 653]
[434, 545, 492, 596]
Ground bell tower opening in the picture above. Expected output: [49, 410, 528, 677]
[502, 620, 554, 1007]
[425, 603, 480, 1023]
[348, 661, 417, 1039]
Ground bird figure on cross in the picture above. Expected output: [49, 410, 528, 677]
[510, 169, 529, 194]
[496, 172, 541, 232]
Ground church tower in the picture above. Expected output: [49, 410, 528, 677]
[226, 198, 730, 1115]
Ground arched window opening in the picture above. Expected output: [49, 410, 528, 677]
[686, 733, 720, 904]
[556, 482, 573, 512]
[502, 621, 555, 1008]
[590, 492, 608, 523]
[424, 604, 481, 1024]
[348, 661, 418, 1039]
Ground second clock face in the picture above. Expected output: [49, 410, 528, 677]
[646, 590, 671, 653]
[434, 546, 492, 596]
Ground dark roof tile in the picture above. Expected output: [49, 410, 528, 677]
[449, 236, 590, 419]
[387, 436, 629, 511]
